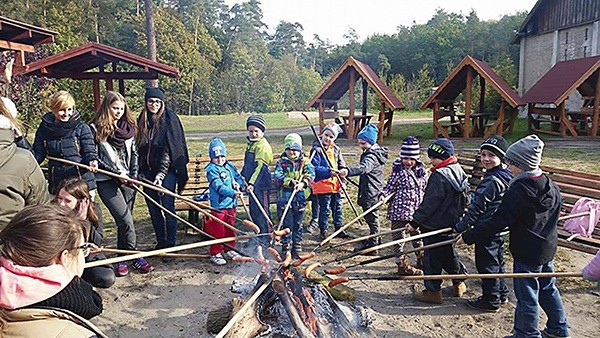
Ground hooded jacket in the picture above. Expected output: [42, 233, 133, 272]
[205, 160, 245, 210]
[0, 130, 50, 229]
[32, 111, 97, 194]
[462, 173, 562, 266]
[412, 159, 469, 231]
[309, 140, 346, 195]
[274, 152, 315, 206]
[382, 158, 428, 221]
[347, 144, 388, 208]
[455, 164, 513, 233]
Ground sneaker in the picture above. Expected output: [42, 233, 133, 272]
[466, 297, 500, 313]
[132, 258, 154, 273]
[541, 329, 571, 338]
[225, 250, 241, 259]
[210, 253, 226, 266]
[115, 262, 129, 277]
[305, 219, 318, 233]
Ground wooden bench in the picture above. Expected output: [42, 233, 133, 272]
[458, 152, 600, 254]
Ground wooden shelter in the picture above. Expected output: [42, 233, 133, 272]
[422, 55, 524, 139]
[15, 42, 179, 109]
[0, 16, 57, 81]
[522, 55, 600, 137]
[307, 56, 404, 141]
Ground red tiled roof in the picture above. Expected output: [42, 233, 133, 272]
[522, 55, 600, 105]
[307, 56, 404, 110]
[17, 42, 179, 79]
[422, 55, 523, 109]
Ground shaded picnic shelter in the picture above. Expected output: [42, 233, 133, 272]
[422, 55, 524, 139]
[307, 56, 404, 142]
[522, 55, 600, 137]
[15, 42, 179, 109]
[0, 15, 57, 78]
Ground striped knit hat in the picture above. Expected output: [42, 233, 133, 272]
[246, 114, 266, 132]
[400, 136, 420, 160]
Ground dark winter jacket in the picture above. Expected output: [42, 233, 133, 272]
[462, 173, 562, 266]
[90, 124, 139, 182]
[309, 141, 346, 195]
[274, 152, 315, 207]
[347, 144, 388, 208]
[412, 159, 469, 232]
[455, 165, 512, 233]
[0, 130, 51, 229]
[382, 158, 428, 221]
[32, 111, 97, 194]
[137, 107, 189, 193]
[205, 161, 245, 210]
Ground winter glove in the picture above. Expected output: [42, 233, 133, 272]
[153, 172, 166, 187]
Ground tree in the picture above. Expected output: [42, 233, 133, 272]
[144, 0, 158, 87]
[268, 21, 305, 64]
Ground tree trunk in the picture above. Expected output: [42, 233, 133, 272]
[144, 0, 158, 87]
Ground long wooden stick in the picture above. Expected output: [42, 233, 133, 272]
[85, 235, 252, 268]
[344, 271, 583, 282]
[315, 193, 395, 251]
[236, 187, 253, 223]
[328, 227, 453, 264]
[558, 211, 591, 222]
[276, 188, 298, 232]
[247, 185, 274, 228]
[324, 227, 406, 250]
[100, 247, 209, 259]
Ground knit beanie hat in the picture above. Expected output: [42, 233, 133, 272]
[144, 87, 165, 102]
[246, 114, 266, 132]
[480, 135, 510, 159]
[0, 97, 17, 130]
[504, 134, 544, 171]
[357, 124, 378, 145]
[427, 138, 454, 160]
[400, 136, 420, 160]
[284, 133, 303, 152]
[208, 138, 227, 159]
[322, 122, 342, 140]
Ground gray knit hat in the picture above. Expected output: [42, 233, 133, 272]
[504, 135, 544, 171]
[246, 114, 266, 132]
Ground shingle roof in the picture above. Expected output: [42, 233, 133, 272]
[522, 55, 600, 105]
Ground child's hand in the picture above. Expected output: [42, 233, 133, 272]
[233, 182, 240, 190]
[455, 235, 465, 246]
[89, 160, 98, 172]
[247, 184, 254, 193]
[338, 168, 348, 177]
[294, 181, 305, 192]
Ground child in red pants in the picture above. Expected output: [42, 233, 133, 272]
[205, 138, 245, 265]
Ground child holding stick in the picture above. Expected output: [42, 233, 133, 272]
[382, 136, 427, 276]
[274, 133, 315, 259]
[205, 138, 245, 265]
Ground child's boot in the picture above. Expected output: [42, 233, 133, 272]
[413, 289, 443, 304]
[397, 255, 423, 276]
[453, 281, 467, 297]
[291, 242, 302, 260]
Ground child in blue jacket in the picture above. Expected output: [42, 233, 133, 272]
[205, 138, 244, 265]
[274, 133, 315, 259]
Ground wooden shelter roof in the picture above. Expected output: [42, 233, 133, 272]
[16, 42, 179, 79]
[0, 15, 57, 52]
[522, 55, 600, 105]
[421, 55, 524, 109]
[307, 56, 404, 110]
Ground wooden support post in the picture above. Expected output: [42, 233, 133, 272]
[386, 109, 393, 136]
[92, 78, 100, 111]
[479, 76, 486, 114]
[377, 101, 385, 143]
[497, 100, 506, 135]
[559, 101, 578, 137]
[348, 70, 356, 139]
[464, 67, 473, 139]
[593, 72, 600, 136]
[362, 79, 368, 115]
[318, 101, 324, 133]
[118, 78, 125, 96]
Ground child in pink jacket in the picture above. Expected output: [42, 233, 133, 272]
[583, 249, 600, 285]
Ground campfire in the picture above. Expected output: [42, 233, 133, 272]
[207, 246, 372, 338]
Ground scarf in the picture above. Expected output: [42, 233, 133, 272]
[28, 276, 103, 320]
[431, 156, 457, 173]
[40, 111, 81, 139]
[107, 118, 135, 149]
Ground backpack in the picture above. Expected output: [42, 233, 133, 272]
[563, 197, 600, 238]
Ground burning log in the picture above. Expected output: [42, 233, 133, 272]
[272, 276, 317, 338]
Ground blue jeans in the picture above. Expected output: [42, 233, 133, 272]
[143, 171, 178, 247]
[280, 201, 305, 244]
[317, 193, 342, 233]
[513, 260, 570, 338]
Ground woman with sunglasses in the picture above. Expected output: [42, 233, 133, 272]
[56, 177, 116, 288]
[136, 87, 188, 253]
[0, 204, 106, 337]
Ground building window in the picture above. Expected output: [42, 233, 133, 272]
[565, 32, 569, 44]
[564, 49, 568, 60]
[585, 28, 589, 40]
[584, 46, 588, 57]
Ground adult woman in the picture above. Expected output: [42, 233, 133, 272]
[0, 97, 32, 150]
[90, 91, 152, 275]
[32, 90, 98, 195]
[0, 97, 50, 229]
[0, 204, 106, 337]
[56, 177, 117, 287]
[136, 87, 188, 250]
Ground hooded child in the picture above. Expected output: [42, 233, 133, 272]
[339, 124, 388, 253]
[406, 138, 469, 304]
[204, 138, 245, 265]
[382, 136, 428, 276]
[274, 133, 315, 259]
[458, 135, 570, 338]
